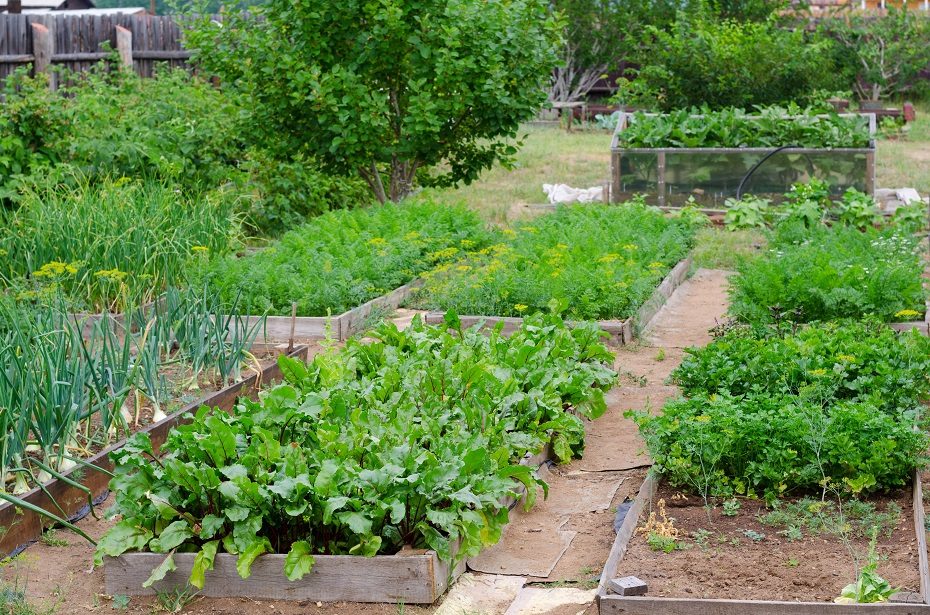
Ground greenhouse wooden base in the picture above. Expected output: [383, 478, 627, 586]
[424, 257, 692, 344]
[0, 343, 309, 558]
[596, 472, 930, 615]
[239, 279, 422, 342]
[105, 551, 465, 604]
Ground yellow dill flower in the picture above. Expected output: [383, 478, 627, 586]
[695, 415, 711, 423]
[598, 253, 619, 264]
[622, 244, 638, 251]
[555, 243, 568, 250]
[428, 247, 459, 261]
[460, 239, 475, 248]
[648, 261, 664, 269]
[456, 264, 472, 272]
[367, 237, 388, 247]
[514, 304, 528, 312]
[33, 261, 78, 278]
[809, 368, 828, 377]
[520, 226, 537, 234]
[502, 229, 517, 237]
[191, 245, 209, 253]
[895, 309, 921, 319]
[95, 268, 128, 282]
[836, 354, 856, 363]
[404, 231, 421, 241]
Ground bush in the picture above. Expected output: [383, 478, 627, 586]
[239, 151, 372, 237]
[203, 201, 496, 316]
[630, 321, 930, 500]
[94, 314, 617, 584]
[409, 203, 697, 321]
[628, 16, 840, 110]
[729, 222, 926, 324]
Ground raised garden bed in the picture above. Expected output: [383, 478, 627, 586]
[235, 278, 422, 342]
[96, 315, 616, 604]
[596, 473, 930, 614]
[0, 343, 309, 558]
[104, 446, 553, 604]
[423, 256, 692, 344]
[610, 111, 877, 208]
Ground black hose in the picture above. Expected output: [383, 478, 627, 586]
[735, 144, 802, 200]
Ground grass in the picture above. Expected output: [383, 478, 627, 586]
[423, 125, 613, 224]
[876, 102, 930, 194]
[691, 227, 766, 271]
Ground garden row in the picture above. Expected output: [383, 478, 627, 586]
[603, 182, 930, 611]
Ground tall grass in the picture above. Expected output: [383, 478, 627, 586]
[0, 177, 241, 312]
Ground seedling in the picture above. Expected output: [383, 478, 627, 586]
[743, 529, 766, 542]
[722, 498, 741, 517]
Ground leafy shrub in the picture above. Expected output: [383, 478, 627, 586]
[409, 203, 696, 321]
[94, 313, 617, 585]
[627, 17, 840, 110]
[238, 151, 372, 237]
[616, 107, 871, 149]
[630, 321, 930, 500]
[0, 177, 240, 311]
[729, 222, 925, 324]
[0, 70, 64, 193]
[203, 201, 496, 316]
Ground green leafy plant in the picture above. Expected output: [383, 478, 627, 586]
[616, 106, 869, 149]
[836, 188, 880, 230]
[723, 197, 770, 231]
[646, 532, 679, 553]
[835, 530, 897, 604]
[742, 529, 765, 542]
[410, 202, 696, 320]
[630, 321, 930, 501]
[721, 499, 741, 517]
[93, 313, 617, 585]
[203, 200, 496, 317]
[729, 222, 926, 324]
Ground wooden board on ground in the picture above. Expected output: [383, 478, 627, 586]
[0, 344, 309, 559]
[105, 551, 464, 604]
[424, 256, 693, 345]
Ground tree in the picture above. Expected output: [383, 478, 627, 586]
[820, 8, 930, 101]
[548, 0, 680, 103]
[186, 0, 560, 203]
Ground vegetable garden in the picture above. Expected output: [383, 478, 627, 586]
[2, 0, 930, 612]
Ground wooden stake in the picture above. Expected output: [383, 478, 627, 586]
[288, 302, 297, 353]
[115, 25, 133, 71]
[30, 23, 52, 76]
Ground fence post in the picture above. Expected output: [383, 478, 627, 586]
[31, 23, 52, 76]
[115, 25, 133, 70]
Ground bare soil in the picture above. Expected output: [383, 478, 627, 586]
[617, 482, 921, 602]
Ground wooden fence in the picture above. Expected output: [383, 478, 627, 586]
[0, 13, 200, 87]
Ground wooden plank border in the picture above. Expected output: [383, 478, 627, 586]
[0, 344, 310, 559]
[106, 550, 463, 604]
[423, 256, 693, 344]
[596, 474, 930, 614]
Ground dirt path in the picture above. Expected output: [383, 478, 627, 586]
[0, 270, 732, 615]
[448, 269, 732, 615]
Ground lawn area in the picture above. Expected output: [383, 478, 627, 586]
[876, 102, 930, 194]
[423, 125, 613, 224]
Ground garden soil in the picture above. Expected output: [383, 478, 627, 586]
[615, 482, 922, 602]
[0, 269, 732, 615]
